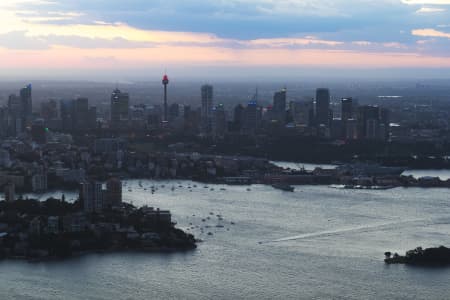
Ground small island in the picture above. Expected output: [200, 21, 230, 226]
[384, 246, 450, 266]
[0, 197, 196, 261]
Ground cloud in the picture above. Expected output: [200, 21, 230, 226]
[0, 0, 450, 77]
[0, 30, 49, 49]
[416, 7, 446, 13]
[352, 41, 373, 46]
[412, 28, 450, 38]
[402, 0, 450, 4]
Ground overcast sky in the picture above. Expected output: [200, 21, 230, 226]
[1, 0, 450, 80]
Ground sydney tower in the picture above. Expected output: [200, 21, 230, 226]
[162, 74, 169, 122]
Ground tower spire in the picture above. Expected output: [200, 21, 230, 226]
[162, 73, 169, 122]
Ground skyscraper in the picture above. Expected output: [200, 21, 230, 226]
[273, 89, 287, 112]
[105, 178, 122, 209]
[162, 74, 169, 122]
[316, 88, 330, 126]
[74, 97, 90, 130]
[111, 89, 129, 126]
[212, 103, 227, 137]
[357, 105, 380, 140]
[79, 181, 103, 213]
[4, 182, 15, 203]
[341, 98, 353, 122]
[243, 101, 261, 134]
[201, 84, 214, 134]
[273, 89, 287, 124]
[233, 104, 245, 132]
[20, 84, 32, 119]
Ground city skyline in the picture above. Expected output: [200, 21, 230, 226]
[1, 1, 450, 80]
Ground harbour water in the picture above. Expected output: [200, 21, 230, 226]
[2, 181, 450, 299]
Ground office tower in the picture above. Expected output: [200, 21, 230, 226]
[345, 119, 358, 140]
[273, 89, 287, 112]
[88, 107, 97, 129]
[244, 101, 261, 133]
[7, 94, 24, 136]
[20, 84, 32, 118]
[201, 84, 214, 135]
[169, 103, 180, 121]
[273, 89, 287, 124]
[8, 94, 23, 115]
[162, 74, 169, 122]
[233, 104, 245, 132]
[357, 105, 380, 140]
[111, 89, 130, 126]
[341, 98, 353, 122]
[212, 103, 227, 137]
[79, 181, 103, 213]
[4, 182, 15, 202]
[290, 101, 314, 126]
[105, 178, 122, 208]
[0, 108, 7, 137]
[31, 119, 47, 144]
[380, 108, 391, 141]
[60, 99, 74, 131]
[316, 88, 330, 126]
[41, 100, 58, 120]
[73, 97, 89, 130]
[183, 105, 201, 134]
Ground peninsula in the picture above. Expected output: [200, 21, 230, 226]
[0, 198, 196, 261]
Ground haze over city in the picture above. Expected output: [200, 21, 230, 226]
[1, 0, 450, 80]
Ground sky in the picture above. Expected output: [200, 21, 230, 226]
[1, 0, 450, 80]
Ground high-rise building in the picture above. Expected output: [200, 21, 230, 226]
[31, 119, 47, 144]
[201, 84, 214, 135]
[162, 74, 169, 122]
[0, 108, 7, 138]
[341, 98, 353, 122]
[345, 118, 358, 140]
[41, 99, 58, 120]
[32, 172, 48, 192]
[243, 101, 261, 133]
[20, 84, 32, 119]
[212, 104, 227, 137]
[316, 88, 330, 126]
[60, 99, 74, 131]
[111, 89, 129, 126]
[357, 105, 380, 140]
[273, 89, 287, 112]
[169, 103, 180, 122]
[7, 94, 24, 136]
[290, 101, 314, 126]
[4, 182, 15, 202]
[232, 104, 245, 132]
[273, 89, 287, 124]
[8, 94, 23, 115]
[79, 181, 103, 213]
[105, 178, 122, 209]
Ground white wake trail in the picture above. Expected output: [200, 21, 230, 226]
[259, 217, 448, 244]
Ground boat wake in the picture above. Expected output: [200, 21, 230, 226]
[259, 217, 450, 244]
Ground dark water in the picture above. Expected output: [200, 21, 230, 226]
[2, 181, 450, 299]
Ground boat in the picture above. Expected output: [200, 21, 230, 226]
[271, 183, 295, 192]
